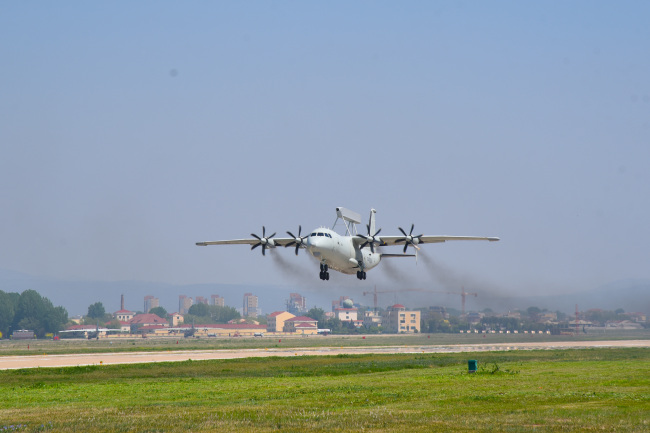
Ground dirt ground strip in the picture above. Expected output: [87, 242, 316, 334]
[1, 340, 648, 370]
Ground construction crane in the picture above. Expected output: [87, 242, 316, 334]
[457, 287, 478, 316]
[362, 286, 477, 315]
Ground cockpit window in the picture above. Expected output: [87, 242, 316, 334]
[310, 233, 317, 237]
[326, 233, 332, 238]
[317, 233, 324, 237]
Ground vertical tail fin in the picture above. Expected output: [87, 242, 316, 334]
[368, 209, 377, 235]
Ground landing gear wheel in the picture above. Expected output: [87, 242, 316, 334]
[356, 271, 367, 280]
[325, 272, 329, 280]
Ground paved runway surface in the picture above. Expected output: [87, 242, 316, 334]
[1, 340, 648, 370]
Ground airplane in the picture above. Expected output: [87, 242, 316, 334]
[196, 207, 499, 281]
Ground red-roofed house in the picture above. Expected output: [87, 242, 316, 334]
[114, 309, 135, 322]
[283, 316, 318, 334]
[129, 314, 168, 333]
[267, 311, 295, 332]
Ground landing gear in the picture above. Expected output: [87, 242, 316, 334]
[319, 263, 330, 281]
[356, 270, 367, 280]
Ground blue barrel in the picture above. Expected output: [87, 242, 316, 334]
[468, 359, 477, 373]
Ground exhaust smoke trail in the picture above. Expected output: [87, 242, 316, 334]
[379, 255, 414, 283]
[417, 250, 510, 310]
[269, 249, 314, 283]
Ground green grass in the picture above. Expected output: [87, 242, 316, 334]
[1, 348, 649, 432]
[2, 329, 649, 356]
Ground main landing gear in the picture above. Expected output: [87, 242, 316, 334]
[319, 263, 330, 280]
[356, 270, 367, 280]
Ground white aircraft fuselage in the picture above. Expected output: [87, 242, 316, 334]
[305, 228, 380, 275]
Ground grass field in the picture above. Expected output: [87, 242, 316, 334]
[1, 348, 649, 432]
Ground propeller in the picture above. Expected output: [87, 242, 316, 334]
[395, 223, 423, 253]
[357, 224, 382, 253]
[285, 225, 308, 255]
[250, 226, 276, 256]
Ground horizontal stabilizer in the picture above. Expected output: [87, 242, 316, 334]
[381, 254, 416, 258]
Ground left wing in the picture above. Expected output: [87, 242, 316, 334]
[196, 238, 294, 247]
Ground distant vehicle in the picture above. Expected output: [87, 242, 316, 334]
[317, 329, 331, 335]
[254, 332, 264, 337]
[197, 207, 498, 281]
[12, 330, 35, 340]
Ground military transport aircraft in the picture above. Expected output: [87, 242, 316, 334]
[196, 207, 499, 281]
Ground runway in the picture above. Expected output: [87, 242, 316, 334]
[1, 340, 648, 370]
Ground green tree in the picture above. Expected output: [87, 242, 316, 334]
[0, 290, 17, 337]
[87, 302, 106, 319]
[527, 306, 542, 322]
[149, 306, 168, 318]
[188, 303, 210, 317]
[211, 305, 240, 323]
[106, 319, 123, 330]
[185, 304, 240, 324]
[12, 290, 68, 337]
[306, 307, 326, 328]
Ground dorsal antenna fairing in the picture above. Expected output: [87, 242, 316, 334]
[332, 207, 361, 236]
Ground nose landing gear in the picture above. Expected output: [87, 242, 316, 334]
[319, 263, 330, 280]
[356, 270, 367, 280]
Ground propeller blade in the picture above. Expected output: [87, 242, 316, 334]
[409, 223, 414, 235]
[286, 241, 296, 247]
[251, 233, 261, 240]
[262, 226, 266, 237]
[262, 245, 267, 256]
[398, 227, 407, 237]
[268, 232, 276, 238]
[395, 238, 406, 244]
[374, 228, 381, 236]
[294, 245, 300, 256]
[286, 231, 295, 239]
[403, 243, 408, 253]
[251, 243, 261, 250]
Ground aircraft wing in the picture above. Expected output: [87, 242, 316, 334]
[379, 235, 500, 246]
[196, 238, 295, 247]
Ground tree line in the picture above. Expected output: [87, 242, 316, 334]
[0, 289, 68, 338]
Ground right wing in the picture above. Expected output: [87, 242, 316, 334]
[379, 235, 500, 246]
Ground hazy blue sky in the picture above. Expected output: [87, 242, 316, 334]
[2, 1, 649, 302]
